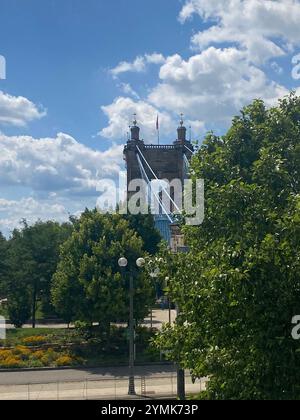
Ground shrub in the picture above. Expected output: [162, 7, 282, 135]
[1, 356, 23, 368]
[29, 359, 44, 368]
[45, 348, 58, 362]
[14, 346, 31, 360]
[0, 349, 13, 361]
[55, 355, 74, 367]
[22, 336, 47, 346]
[32, 350, 45, 360]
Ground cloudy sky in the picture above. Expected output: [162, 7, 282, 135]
[0, 0, 300, 235]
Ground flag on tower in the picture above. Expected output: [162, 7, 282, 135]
[156, 115, 160, 145]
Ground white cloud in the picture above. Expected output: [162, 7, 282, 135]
[102, 1, 295, 138]
[0, 132, 123, 196]
[0, 132, 125, 235]
[99, 97, 175, 142]
[271, 61, 284, 75]
[180, 0, 300, 64]
[110, 53, 165, 78]
[145, 53, 166, 65]
[0, 91, 46, 126]
[118, 83, 140, 99]
[148, 47, 287, 123]
[0, 197, 69, 235]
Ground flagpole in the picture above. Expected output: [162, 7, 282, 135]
[156, 115, 160, 146]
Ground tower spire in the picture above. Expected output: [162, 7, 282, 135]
[177, 113, 187, 143]
[180, 113, 184, 127]
[130, 113, 140, 141]
[133, 113, 137, 126]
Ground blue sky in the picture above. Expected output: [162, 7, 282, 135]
[0, 0, 191, 145]
[0, 0, 300, 235]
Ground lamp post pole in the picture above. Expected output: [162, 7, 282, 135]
[118, 257, 145, 397]
[128, 272, 135, 395]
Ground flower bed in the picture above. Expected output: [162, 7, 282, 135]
[0, 337, 82, 369]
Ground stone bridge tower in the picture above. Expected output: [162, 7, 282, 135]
[123, 116, 194, 242]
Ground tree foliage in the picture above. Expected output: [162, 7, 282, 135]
[52, 209, 155, 329]
[5, 220, 72, 327]
[0, 232, 8, 299]
[156, 94, 300, 400]
[124, 212, 161, 255]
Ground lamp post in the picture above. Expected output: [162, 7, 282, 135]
[118, 256, 145, 396]
[150, 267, 160, 328]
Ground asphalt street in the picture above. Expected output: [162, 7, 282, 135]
[0, 364, 176, 386]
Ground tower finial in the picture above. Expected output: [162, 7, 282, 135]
[133, 113, 137, 126]
[180, 113, 184, 127]
[177, 113, 187, 143]
[130, 114, 140, 141]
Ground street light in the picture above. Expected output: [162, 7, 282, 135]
[136, 258, 146, 268]
[149, 267, 160, 328]
[118, 257, 128, 268]
[118, 256, 145, 396]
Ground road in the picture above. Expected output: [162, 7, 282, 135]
[0, 364, 176, 386]
[0, 365, 206, 400]
[5, 309, 177, 330]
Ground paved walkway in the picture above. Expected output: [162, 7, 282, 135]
[0, 365, 206, 400]
[5, 309, 177, 330]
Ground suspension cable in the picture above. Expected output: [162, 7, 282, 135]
[136, 146, 181, 214]
[136, 152, 173, 223]
[183, 153, 190, 169]
[184, 144, 194, 154]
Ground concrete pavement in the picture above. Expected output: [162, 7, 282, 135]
[0, 365, 206, 400]
[0, 364, 176, 386]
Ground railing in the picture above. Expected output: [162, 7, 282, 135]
[144, 145, 176, 150]
[0, 374, 207, 400]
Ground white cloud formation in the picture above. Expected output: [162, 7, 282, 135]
[0, 132, 123, 196]
[110, 53, 165, 78]
[0, 197, 69, 235]
[118, 83, 140, 99]
[0, 132, 125, 235]
[148, 47, 287, 123]
[99, 97, 175, 142]
[101, 1, 296, 139]
[0, 91, 46, 126]
[180, 0, 300, 64]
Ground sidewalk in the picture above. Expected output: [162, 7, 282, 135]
[0, 373, 206, 400]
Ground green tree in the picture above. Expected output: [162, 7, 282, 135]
[0, 232, 8, 299]
[52, 209, 155, 332]
[156, 94, 300, 400]
[6, 220, 72, 328]
[125, 213, 161, 255]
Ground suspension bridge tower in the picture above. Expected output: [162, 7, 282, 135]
[123, 116, 194, 243]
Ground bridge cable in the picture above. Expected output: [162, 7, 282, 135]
[136, 146, 182, 214]
[184, 144, 194, 154]
[136, 152, 173, 223]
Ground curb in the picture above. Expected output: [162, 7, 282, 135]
[0, 361, 173, 374]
